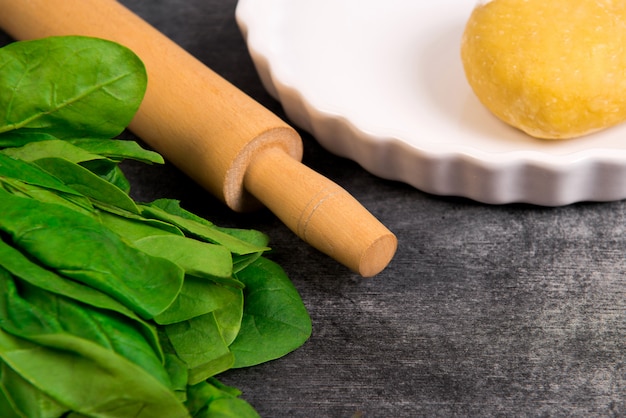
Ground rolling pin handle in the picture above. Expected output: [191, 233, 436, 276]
[244, 147, 397, 277]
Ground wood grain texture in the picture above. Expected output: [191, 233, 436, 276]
[1, 0, 623, 416]
[245, 147, 397, 276]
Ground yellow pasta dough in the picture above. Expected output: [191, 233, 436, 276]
[460, 0, 626, 139]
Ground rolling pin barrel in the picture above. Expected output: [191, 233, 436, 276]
[0, 0, 397, 276]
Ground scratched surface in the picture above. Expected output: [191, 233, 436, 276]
[1, 1, 624, 416]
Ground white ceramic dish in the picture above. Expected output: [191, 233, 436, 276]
[235, 0, 626, 206]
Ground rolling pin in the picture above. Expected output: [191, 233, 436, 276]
[0, 0, 397, 277]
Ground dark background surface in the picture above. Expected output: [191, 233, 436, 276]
[1, 1, 624, 417]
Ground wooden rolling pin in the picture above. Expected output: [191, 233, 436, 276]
[0, 0, 397, 276]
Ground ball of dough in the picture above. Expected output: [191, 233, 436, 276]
[461, 0, 626, 139]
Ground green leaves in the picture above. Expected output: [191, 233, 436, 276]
[2, 138, 163, 194]
[134, 235, 234, 280]
[0, 270, 170, 388]
[0, 189, 184, 320]
[0, 36, 146, 139]
[0, 36, 310, 417]
[0, 329, 189, 418]
[231, 257, 313, 368]
[186, 379, 261, 418]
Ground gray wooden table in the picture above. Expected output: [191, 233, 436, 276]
[1, 1, 624, 416]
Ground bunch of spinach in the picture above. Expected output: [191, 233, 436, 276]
[0, 36, 311, 417]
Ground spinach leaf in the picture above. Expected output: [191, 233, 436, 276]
[97, 208, 184, 241]
[0, 361, 69, 418]
[83, 159, 132, 193]
[0, 153, 85, 199]
[0, 329, 190, 418]
[165, 313, 234, 385]
[3, 139, 124, 193]
[1, 176, 94, 216]
[68, 138, 163, 164]
[214, 226, 270, 248]
[0, 132, 59, 148]
[230, 257, 312, 368]
[0, 239, 161, 357]
[0, 153, 95, 214]
[0, 189, 183, 319]
[148, 198, 216, 226]
[34, 157, 140, 213]
[232, 253, 264, 274]
[213, 287, 245, 346]
[133, 235, 233, 280]
[164, 353, 190, 402]
[185, 379, 260, 418]
[0, 271, 170, 388]
[2, 138, 163, 194]
[141, 202, 270, 256]
[2, 139, 104, 164]
[0, 36, 146, 140]
[155, 277, 243, 325]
